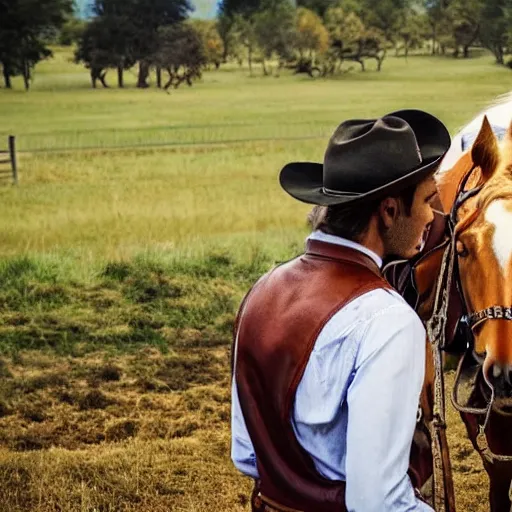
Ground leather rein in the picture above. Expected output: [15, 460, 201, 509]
[430, 164, 512, 467]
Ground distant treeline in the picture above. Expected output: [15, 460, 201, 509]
[1, 0, 511, 90]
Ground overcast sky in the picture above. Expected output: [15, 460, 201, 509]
[192, 0, 219, 18]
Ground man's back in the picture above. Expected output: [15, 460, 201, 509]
[232, 231, 433, 512]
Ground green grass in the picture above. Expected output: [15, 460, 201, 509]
[0, 47, 502, 510]
[2, 48, 512, 151]
[1, 48, 512, 266]
[1, 47, 512, 349]
[1, 48, 512, 353]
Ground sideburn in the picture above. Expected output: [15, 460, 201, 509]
[379, 200, 414, 260]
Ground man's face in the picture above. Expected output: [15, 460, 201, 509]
[381, 176, 438, 259]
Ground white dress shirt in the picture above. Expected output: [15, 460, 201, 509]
[231, 231, 433, 511]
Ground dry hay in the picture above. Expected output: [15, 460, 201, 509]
[0, 349, 489, 511]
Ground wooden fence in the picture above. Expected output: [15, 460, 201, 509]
[0, 136, 18, 185]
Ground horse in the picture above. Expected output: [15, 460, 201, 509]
[386, 93, 512, 512]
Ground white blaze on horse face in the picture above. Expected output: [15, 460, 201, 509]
[485, 200, 512, 274]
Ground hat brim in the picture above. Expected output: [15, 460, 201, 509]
[279, 155, 442, 206]
[279, 108, 450, 206]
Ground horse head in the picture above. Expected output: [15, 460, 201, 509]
[438, 115, 512, 389]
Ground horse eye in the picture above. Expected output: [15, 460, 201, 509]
[456, 240, 469, 257]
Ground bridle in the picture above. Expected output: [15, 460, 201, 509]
[427, 162, 512, 474]
[451, 168, 512, 331]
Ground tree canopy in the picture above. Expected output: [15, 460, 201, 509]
[0, 0, 73, 89]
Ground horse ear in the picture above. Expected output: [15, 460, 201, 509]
[471, 116, 500, 182]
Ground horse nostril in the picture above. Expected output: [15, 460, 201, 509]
[506, 368, 512, 386]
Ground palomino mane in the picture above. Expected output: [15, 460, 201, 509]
[436, 91, 512, 209]
[437, 90, 512, 178]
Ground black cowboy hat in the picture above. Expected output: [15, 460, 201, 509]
[279, 109, 451, 206]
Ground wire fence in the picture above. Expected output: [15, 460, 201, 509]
[8, 121, 332, 154]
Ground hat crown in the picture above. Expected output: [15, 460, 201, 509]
[323, 116, 422, 195]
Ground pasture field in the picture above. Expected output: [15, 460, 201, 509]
[0, 47, 510, 510]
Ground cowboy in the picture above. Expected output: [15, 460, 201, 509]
[230, 109, 451, 512]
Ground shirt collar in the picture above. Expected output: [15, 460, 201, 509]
[307, 230, 383, 268]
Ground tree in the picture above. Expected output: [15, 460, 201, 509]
[218, 0, 264, 18]
[254, 0, 296, 76]
[447, 0, 483, 58]
[324, 4, 386, 72]
[130, 0, 193, 88]
[153, 23, 206, 90]
[189, 19, 225, 69]
[216, 14, 234, 62]
[75, 14, 137, 88]
[360, 0, 409, 43]
[294, 7, 330, 59]
[480, 0, 510, 64]
[90, 0, 138, 88]
[396, 5, 427, 57]
[58, 15, 87, 45]
[325, 5, 366, 47]
[74, 19, 112, 88]
[231, 14, 258, 75]
[424, 0, 450, 54]
[0, 0, 73, 90]
[296, 0, 337, 16]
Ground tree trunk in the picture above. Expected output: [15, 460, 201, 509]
[496, 45, 504, 65]
[2, 62, 12, 89]
[117, 65, 124, 88]
[99, 71, 108, 88]
[163, 68, 173, 91]
[156, 66, 162, 88]
[22, 61, 30, 91]
[462, 26, 479, 59]
[222, 39, 229, 63]
[376, 49, 386, 72]
[274, 60, 282, 78]
[91, 70, 97, 88]
[248, 45, 253, 76]
[431, 25, 437, 55]
[137, 60, 150, 88]
[262, 59, 268, 76]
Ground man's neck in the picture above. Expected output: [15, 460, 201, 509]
[358, 226, 385, 263]
[309, 230, 383, 268]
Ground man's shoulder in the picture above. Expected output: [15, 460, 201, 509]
[364, 288, 425, 334]
[313, 287, 422, 352]
[352, 287, 420, 322]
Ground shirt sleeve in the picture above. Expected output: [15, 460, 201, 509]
[231, 376, 260, 479]
[345, 304, 434, 512]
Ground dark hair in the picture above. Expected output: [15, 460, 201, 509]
[308, 183, 417, 242]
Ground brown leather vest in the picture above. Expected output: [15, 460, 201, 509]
[232, 240, 393, 512]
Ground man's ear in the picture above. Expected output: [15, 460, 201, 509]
[379, 197, 399, 229]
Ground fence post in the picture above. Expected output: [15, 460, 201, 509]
[8, 135, 17, 185]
